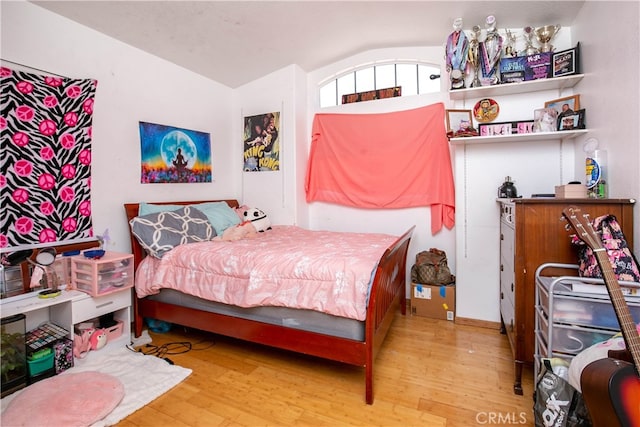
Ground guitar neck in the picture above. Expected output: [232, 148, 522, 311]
[594, 249, 640, 373]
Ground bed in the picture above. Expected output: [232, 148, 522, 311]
[124, 200, 414, 404]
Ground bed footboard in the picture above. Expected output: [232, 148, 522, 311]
[364, 225, 415, 403]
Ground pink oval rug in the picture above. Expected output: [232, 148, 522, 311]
[2, 371, 124, 426]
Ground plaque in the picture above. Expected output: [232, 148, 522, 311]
[500, 56, 526, 83]
[524, 52, 552, 81]
[552, 43, 580, 78]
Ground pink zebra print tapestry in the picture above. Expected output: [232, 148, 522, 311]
[0, 67, 97, 251]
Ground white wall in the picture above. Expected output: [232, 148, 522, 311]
[451, 29, 579, 323]
[572, 1, 640, 246]
[306, 47, 457, 296]
[1, 1, 237, 254]
[233, 65, 307, 227]
[450, 4, 640, 323]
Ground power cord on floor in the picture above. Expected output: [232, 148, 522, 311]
[138, 342, 193, 358]
[126, 336, 216, 365]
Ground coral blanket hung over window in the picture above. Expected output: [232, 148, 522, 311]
[305, 102, 455, 234]
[0, 67, 97, 251]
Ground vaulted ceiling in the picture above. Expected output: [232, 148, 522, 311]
[31, 1, 585, 88]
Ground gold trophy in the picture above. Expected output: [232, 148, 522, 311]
[523, 26, 538, 55]
[535, 25, 561, 52]
[467, 25, 482, 88]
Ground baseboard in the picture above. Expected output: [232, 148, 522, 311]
[405, 299, 501, 330]
[454, 316, 501, 330]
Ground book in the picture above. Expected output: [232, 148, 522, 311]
[568, 281, 640, 296]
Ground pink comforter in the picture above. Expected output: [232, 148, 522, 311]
[135, 225, 398, 321]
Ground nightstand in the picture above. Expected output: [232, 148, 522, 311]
[67, 251, 134, 348]
[64, 288, 132, 346]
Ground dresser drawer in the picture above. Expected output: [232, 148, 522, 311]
[71, 289, 131, 324]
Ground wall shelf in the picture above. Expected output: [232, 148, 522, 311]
[449, 129, 588, 145]
[448, 74, 584, 101]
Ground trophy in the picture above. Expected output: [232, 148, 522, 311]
[479, 15, 503, 85]
[535, 25, 561, 52]
[503, 29, 517, 58]
[523, 26, 538, 55]
[467, 25, 482, 88]
[445, 17, 469, 90]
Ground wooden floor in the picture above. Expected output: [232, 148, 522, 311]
[118, 312, 535, 426]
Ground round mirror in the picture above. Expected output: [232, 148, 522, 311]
[35, 248, 57, 266]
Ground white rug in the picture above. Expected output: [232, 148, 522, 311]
[1, 332, 192, 426]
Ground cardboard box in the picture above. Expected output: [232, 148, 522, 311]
[410, 283, 455, 321]
[555, 184, 587, 199]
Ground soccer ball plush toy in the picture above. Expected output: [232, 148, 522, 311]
[244, 208, 272, 232]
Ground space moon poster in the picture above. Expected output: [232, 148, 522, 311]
[139, 121, 212, 184]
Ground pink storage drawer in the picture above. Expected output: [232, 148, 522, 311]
[71, 251, 134, 296]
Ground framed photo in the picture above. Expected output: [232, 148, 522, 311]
[559, 109, 586, 130]
[552, 43, 580, 78]
[515, 120, 534, 134]
[479, 122, 513, 137]
[533, 108, 559, 133]
[545, 95, 580, 130]
[445, 109, 473, 133]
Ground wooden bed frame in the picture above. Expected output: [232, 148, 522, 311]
[124, 200, 414, 404]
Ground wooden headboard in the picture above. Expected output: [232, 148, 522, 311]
[123, 199, 240, 272]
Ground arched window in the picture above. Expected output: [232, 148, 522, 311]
[319, 61, 441, 108]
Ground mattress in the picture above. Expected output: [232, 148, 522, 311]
[145, 289, 365, 341]
[135, 225, 396, 321]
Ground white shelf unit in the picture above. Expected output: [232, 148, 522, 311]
[534, 262, 640, 379]
[448, 74, 586, 145]
[449, 74, 584, 101]
[450, 129, 588, 145]
[1, 287, 132, 351]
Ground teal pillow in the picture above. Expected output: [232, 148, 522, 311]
[139, 201, 240, 235]
[139, 202, 182, 215]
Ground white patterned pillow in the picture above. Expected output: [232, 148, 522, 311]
[129, 206, 214, 258]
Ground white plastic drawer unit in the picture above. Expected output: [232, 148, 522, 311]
[537, 275, 640, 331]
[536, 307, 619, 355]
[535, 262, 640, 363]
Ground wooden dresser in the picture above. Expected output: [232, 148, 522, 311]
[498, 198, 635, 394]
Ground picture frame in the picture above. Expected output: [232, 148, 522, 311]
[552, 42, 580, 78]
[515, 120, 534, 134]
[139, 121, 213, 183]
[445, 109, 473, 133]
[478, 121, 513, 137]
[559, 108, 586, 131]
[544, 95, 580, 130]
[533, 108, 559, 133]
